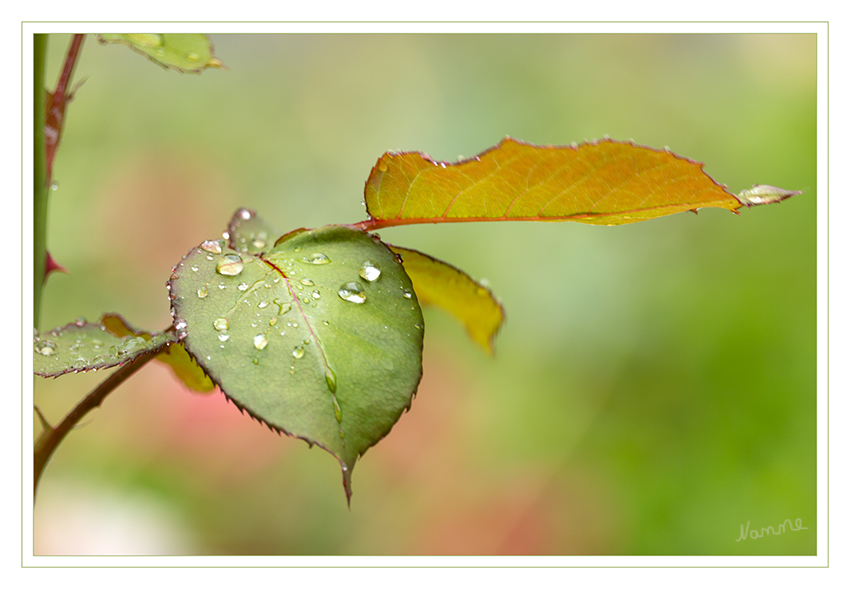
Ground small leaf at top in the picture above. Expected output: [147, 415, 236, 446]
[390, 245, 504, 354]
[34, 319, 176, 377]
[226, 207, 280, 255]
[97, 34, 225, 73]
[169, 223, 424, 503]
[364, 138, 769, 228]
[101, 314, 214, 393]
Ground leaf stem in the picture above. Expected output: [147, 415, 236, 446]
[33, 350, 159, 498]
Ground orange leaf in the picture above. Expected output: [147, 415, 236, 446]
[363, 138, 744, 228]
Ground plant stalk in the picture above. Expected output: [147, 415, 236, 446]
[34, 352, 158, 498]
[33, 35, 47, 329]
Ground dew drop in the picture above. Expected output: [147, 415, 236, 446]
[299, 278, 315, 286]
[216, 253, 244, 276]
[191, 265, 199, 272]
[74, 316, 86, 327]
[238, 208, 252, 220]
[174, 319, 188, 330]
[237, 282, 249, 291]
[254, 334, 268, 351]
[258, 300, 269, 309]
[292, 345, 305, 359]
[402, 290, 413, 299]
[218, 333, 230, 342]
[302, 253, 331, 265]
[326, 368, 337, 393]
[252, 238, 266, 249]
[332, 397, 342, 423]
[378, 161, 388, 173]
[197, 286, 208, 299]
[269, 317, 277, 327]
[217, 284, 227, 289]
[311, 290, 321, 300]
[253, 358, 259, 365]
[359, 260, 381, 282]
[201, 240, 222, 254]
[35, 340, 57, 356]
[186, 51, 200, 63]
[213, 317, 229, 331]
[50, 181, 59, 191]
[338, 282, 366, 304]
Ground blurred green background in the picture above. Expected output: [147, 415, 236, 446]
[33, 33, 816, 556]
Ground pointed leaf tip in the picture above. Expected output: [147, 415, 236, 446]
[736, 184, 803, 207]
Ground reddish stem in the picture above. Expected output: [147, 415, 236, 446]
[45, 34, 85, 180]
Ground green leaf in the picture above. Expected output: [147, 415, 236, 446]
[169, 222, 424, 502]
[227, 207, 280, 255]
[97, 34, 225, 73]
[363, 138, 793, 228]
[391, 245, 504, 354]
[34, 319, 176, 377]
[101, 314, 215, 394]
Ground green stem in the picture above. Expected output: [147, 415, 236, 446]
[33, 34, 47, 329]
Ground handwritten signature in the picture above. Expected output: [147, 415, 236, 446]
[736, 518, 808, 542]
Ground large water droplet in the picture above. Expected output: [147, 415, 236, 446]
[359, 261, 381, 282]
[253, 334, 268, 351]
[213, 317, 229, 331]
[302, 253, 331, 265]
[201, 240, 222, 254]
[35, 340, 57, 356]
[338, 282, 366, 304]
[197, 286, 208, 299]
[216, 253, 244, 276]
[292, 346, 305, 359]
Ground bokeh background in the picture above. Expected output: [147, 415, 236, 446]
[33, 32, 816, 556]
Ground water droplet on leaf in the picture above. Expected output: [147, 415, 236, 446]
[253, 334, 268, 351]
[237, 282, 249, 291]
[301, 253, 331, 265]
[216, 254, 244, 276]
[292, 346, 305, 359]
[35, 340, 57, 356]
[338, 282, 366, 304]
[333, 397, 342, 423]
[213, 317, 229, 331]
[201, 240, 222, 254]
[197, 286, 208, 298]
[359, 261, 381, 282]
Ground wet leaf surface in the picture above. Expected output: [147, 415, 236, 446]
[169, 222, 424, 502]
[34, 318, 175, 377]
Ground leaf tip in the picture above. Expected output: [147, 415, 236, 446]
[736, 184, 803, 207]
